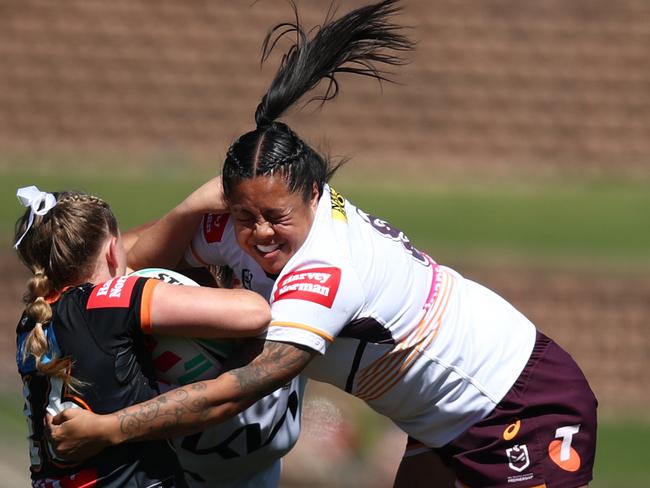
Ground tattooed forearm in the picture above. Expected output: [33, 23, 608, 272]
[230, 341, 313, 395]
[115, 382, 210, 440]
[110, 341, 313, 443]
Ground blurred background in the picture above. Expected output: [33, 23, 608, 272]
[0, 1, 648, 486]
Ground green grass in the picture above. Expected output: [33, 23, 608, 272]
[3, 166, 649, 268]
[335, 179, 650, 268]
[2, 166, 210, 245]
[593, 420, 650, 487]
[0, 389, 30, 485]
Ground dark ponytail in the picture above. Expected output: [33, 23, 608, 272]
[222, 0, 413, 201]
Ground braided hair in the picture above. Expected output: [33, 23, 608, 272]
[15, 191, 118, 389]
[222, 0, 413, 202]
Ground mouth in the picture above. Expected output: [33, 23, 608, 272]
[255, 243, 281, 255]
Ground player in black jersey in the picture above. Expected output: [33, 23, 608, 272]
[14, 186, 271, 488]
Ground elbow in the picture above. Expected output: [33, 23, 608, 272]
[250, 300, 271, 336]
[237, 292, 271, 337]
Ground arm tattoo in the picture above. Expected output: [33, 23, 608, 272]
[113, 341, 313, 441]
[230, 341, 312, 397]
[116, 382, 209, 439]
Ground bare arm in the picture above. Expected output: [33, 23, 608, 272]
[127, 176, 226, 270]
[47, 341, 314, 459]
[149, 281, 270, 338]
[121, 220, 157, 253]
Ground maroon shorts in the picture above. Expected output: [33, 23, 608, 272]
[410, 331, 598, 488]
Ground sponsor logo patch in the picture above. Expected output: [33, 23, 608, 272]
[203, 213, 230, 243]
[549, 424, 581, 472]
[503, 419, 521, 441]
[273, 267, 342, 308]
[506, 444, 531, 473]
[87, 276, 137, 309]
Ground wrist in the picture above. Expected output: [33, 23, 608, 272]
[102, 413, 128, 446]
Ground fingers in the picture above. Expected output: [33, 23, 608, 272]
[44, 413, 68, 460]
[47, 411, 63, 426]
[44, 409, 82, 460]
[48, 407, 78, 425]
[44, 413, 55, 440]
[43, 409, 110, 463]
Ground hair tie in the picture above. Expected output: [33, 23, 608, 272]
[14, 186, 57, 249]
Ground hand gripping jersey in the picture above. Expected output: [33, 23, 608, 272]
[16, 276, 185, 487]
[184, 218, 305, 485]
[191, 185, 537, 448]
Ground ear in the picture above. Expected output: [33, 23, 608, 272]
[310, 183, 320, 211]
[106, 236, 120, 271]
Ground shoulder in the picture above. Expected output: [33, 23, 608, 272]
[83, 276, 146, 311]
[187, 213, 241, 267]
[272, 253, 364, 317]
[200, 213, 232, 244]
[273, 264, 345, 308]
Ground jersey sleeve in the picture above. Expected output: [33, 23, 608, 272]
[184, 213, 231, 268]
[84, 276, 154, 336]
[138, 278, 162, 334]
[265, 264, 363, 354]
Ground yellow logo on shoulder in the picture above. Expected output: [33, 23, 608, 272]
[330, 187, 347, 222]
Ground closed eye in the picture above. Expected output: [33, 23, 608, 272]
[233, 212, 256, 227]
[264, 211, 291, 226]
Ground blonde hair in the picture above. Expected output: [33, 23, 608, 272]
[15, 191, 119, 389]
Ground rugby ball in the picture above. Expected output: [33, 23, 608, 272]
[129, 268, 234, 386]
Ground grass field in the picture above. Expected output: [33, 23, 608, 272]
[2, 164, 649, 486]
[2, 166, 649, 270]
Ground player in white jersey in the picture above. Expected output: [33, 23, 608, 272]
[176, 237, 305, 487]
[185, 184, 536, 450]
[48, 2, 597, 487]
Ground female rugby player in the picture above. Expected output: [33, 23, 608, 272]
[14, 186, 270, 487]
[47, 2, 597, 486]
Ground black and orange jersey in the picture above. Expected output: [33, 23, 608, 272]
[16, 276, 186, 487]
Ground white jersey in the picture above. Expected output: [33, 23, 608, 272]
[184, 215, 305, 484]
[170, 378, 303, 485]
[267, 185, 536, 447]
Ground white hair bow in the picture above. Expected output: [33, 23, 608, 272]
[14, 185, 57, 249]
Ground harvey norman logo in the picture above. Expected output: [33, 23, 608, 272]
[87, 275, 137, 309]
[273, 267, 342, 308]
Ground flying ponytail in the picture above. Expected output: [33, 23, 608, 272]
[223, 0, 413, 201]
[254, 0, 413, 128]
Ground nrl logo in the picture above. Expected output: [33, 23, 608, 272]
[506, 444, 531, 472]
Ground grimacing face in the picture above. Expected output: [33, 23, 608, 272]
[229, 175, 319, 276]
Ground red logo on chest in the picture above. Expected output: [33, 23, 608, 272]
[273, 267, 342, 308]
[87, 276, 137, 309]
[203, 213, 230, 243]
